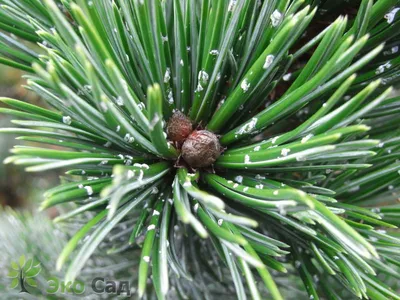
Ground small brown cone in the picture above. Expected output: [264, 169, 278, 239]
[167, 111, 193, 142]
[182, 130, 221, 168]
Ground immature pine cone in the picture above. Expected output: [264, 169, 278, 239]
[166, 111, 193, 142]
[181, 130, 221, 168]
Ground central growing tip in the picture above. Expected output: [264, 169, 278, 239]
[167, 111, 221, 168]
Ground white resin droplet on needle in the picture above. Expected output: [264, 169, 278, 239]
[62, 116, 72, 125]
[385, 7, 400, 24]
[270, 10, 282, 27]
[263, 55, 275, 69]
[241, 78, 250, 92]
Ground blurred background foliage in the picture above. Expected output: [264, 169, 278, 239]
[0, 64, 57, 210]
[0, 66, 134, 296]
[0, 56, 138, 299]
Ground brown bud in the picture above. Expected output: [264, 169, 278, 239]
[167, 111, 193, 142]
[181, 130, 221, 168]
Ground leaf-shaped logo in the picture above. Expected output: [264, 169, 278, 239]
[8, 255, 41, 294]
[19, 255, 26, 268]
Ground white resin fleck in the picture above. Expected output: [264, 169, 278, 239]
[270, 10, 282, 27]
[62, 116, 72, 125]
[263, 54, 275, 69]
[241, 78, 250, 92]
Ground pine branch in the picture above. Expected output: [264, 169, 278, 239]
[1, 0, 400, 299]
